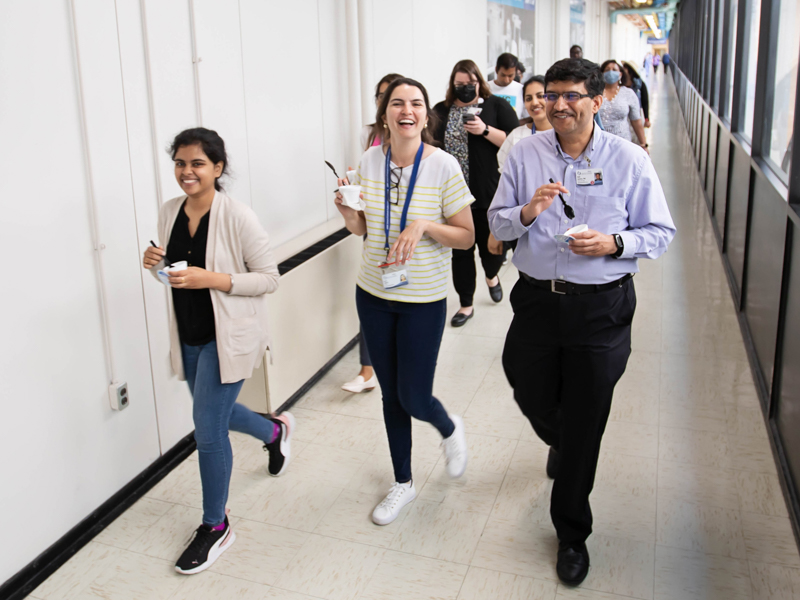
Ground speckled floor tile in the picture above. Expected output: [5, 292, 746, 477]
[654, 544, 752, 600]
[458, 566, 557, 600]
[749, 560, 800, 600]
[359, 551, 467, 600]
[741, 512, 800, 567]
[273, 535, 385, 600]
[735, 471, 789, 517]
[656, 498, 746, 559]
[417, 463, 504, 515]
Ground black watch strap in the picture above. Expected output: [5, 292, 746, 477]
[482, 126, 490, 137]
[612, 233, 624, 258]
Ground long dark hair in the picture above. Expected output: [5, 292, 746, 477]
[375, 77, 438, 146]
[599, 59, 631, 87]
[444, 59, 492, 108]
[366, 73, 404, 150]
[169, 127, 228, 191]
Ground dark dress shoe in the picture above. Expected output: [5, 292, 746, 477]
[450, 310, 474, 327]
[488, 280, 503, 303]
[557, 541, 590, 586]
[546, 447, 560, 479]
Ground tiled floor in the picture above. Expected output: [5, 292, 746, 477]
[30, 77, 800, 599]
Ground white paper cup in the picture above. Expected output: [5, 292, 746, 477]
[339, 185, 362, 210]
[346, 169, 357, 184]
[564, 224, 588, 237]
[157, 261, 188, 286]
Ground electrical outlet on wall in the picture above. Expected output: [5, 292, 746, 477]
[109, 382, 129, 411]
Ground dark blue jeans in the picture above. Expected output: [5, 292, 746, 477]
[356, 286, 455, 483]
[182, 340, 276, 526]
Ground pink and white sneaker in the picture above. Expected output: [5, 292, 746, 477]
[263, 412, 295, 476]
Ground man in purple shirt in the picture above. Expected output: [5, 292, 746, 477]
[488, 58, 675, 586]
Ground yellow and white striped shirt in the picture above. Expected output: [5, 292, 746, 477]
[355, 146, 474, 302]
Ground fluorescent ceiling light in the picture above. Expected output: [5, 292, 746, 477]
[644, 14, 662, 38]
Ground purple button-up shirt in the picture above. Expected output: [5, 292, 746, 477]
[488, 126, 676, 284]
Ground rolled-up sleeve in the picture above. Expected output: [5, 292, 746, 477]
[619, 156, 676, 259]
[488, 152, 534, 241]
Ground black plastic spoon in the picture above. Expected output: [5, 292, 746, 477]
[324, 161, 340, 179]
[549, 178, 575, 220]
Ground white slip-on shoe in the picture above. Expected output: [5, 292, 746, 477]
[441, 415, 468, 478]
[372, 481, 416, 525]
[341, 374, 377, 393]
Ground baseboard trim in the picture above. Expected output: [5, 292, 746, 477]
[0, 432, 196, 600]
[276, 334, 359, 413]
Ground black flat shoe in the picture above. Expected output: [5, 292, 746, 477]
[557, 541, 590, 586]
[450, 310, 474, 327]
[488, 280, 503, 303]
[546, 447, 560, 479]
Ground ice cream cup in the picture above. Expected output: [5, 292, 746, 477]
[339, 185, 363, 210]
[346, 169, 357, 184]
[157, 260, 188, 286]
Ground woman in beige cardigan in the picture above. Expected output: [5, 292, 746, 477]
[142, 128, 289, 575]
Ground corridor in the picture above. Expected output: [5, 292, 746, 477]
[28, 75, 799, 600]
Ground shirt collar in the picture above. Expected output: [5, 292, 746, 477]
[552, 123, 601, 164]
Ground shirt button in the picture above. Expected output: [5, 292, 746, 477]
[564, 219, 568, 223]
[560, 248, 565, 253]
[188, 250, 192, 254]
[569, 165, 573, 169]
[560, 275, 565, 279]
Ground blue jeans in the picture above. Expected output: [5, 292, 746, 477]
[356, 287, 455, 483]
[182, 340, 276, 526]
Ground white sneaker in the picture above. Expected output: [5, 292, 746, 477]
[442, 415, 468, 478]
[341, 374, 377, 393]
[372, 481, 416, 525]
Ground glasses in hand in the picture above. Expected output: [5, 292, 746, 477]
[543, 92, 593, 103]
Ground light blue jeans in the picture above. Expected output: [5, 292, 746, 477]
[181, 340, 275, 526]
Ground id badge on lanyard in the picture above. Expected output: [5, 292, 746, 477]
[381, 143, 424, 290]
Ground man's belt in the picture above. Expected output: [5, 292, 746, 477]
[519, 272, 633, 295]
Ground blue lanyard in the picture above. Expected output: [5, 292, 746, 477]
[384, 142, 424, 254]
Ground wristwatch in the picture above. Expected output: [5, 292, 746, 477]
[612, 234, 624, 258]
[482, 126, 490, 137]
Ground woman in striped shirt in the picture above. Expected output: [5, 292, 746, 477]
[334, 77, 475, 526]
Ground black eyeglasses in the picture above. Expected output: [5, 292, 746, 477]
[389, 166, 403, 205]
[543, 92, 593, 103]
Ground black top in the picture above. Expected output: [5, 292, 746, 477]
[167, 202, 216, 346]
[432, 95, 519, 209]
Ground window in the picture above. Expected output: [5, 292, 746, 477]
[768, 0, 799, 175]
[725, 0, 738, 120]
[742, 0, 761, 140]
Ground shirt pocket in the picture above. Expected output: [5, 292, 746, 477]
[582, 188, 628, 234]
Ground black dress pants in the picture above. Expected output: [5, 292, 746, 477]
[502, 276, 636, 544]
[452, 207, 505, 307]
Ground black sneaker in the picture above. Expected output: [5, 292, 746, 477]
[175, 517, 235, 575]
[263, 412, 295, 476]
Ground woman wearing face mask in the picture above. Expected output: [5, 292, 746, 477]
[342, 73, 404, 395]
[333, 78, 475, 525]
[496, 75, 552, 172]
[598, 60, 648, 152]
[142, 128, 286, 575]
[432, 60, 519, 327]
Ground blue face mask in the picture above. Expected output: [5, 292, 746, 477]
[603, 71, 621, 85]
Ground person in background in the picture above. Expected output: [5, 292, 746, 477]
[622, 61, 650, 128]
[360, 73, 404, 151]
[497, 75, 553, 172]
[570, 45, 583, 60]
[515, 61, 526, 83]
[343, 73, 404, 395]
[653, 52, 661, 73]
[142, 128, 288, 575]
[488, 52, 527, 120]
[662, 52, 670, 74]
[433, 59, 519, 326]
[489, 58, 675, 586]
[334, 78, 473, 526]
[598, 60, 648, 151]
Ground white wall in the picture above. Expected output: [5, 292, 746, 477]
[0, 0, 492, 583]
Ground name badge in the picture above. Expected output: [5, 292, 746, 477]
[576, 168, 604, 186]
[379, 261, 409, 289]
